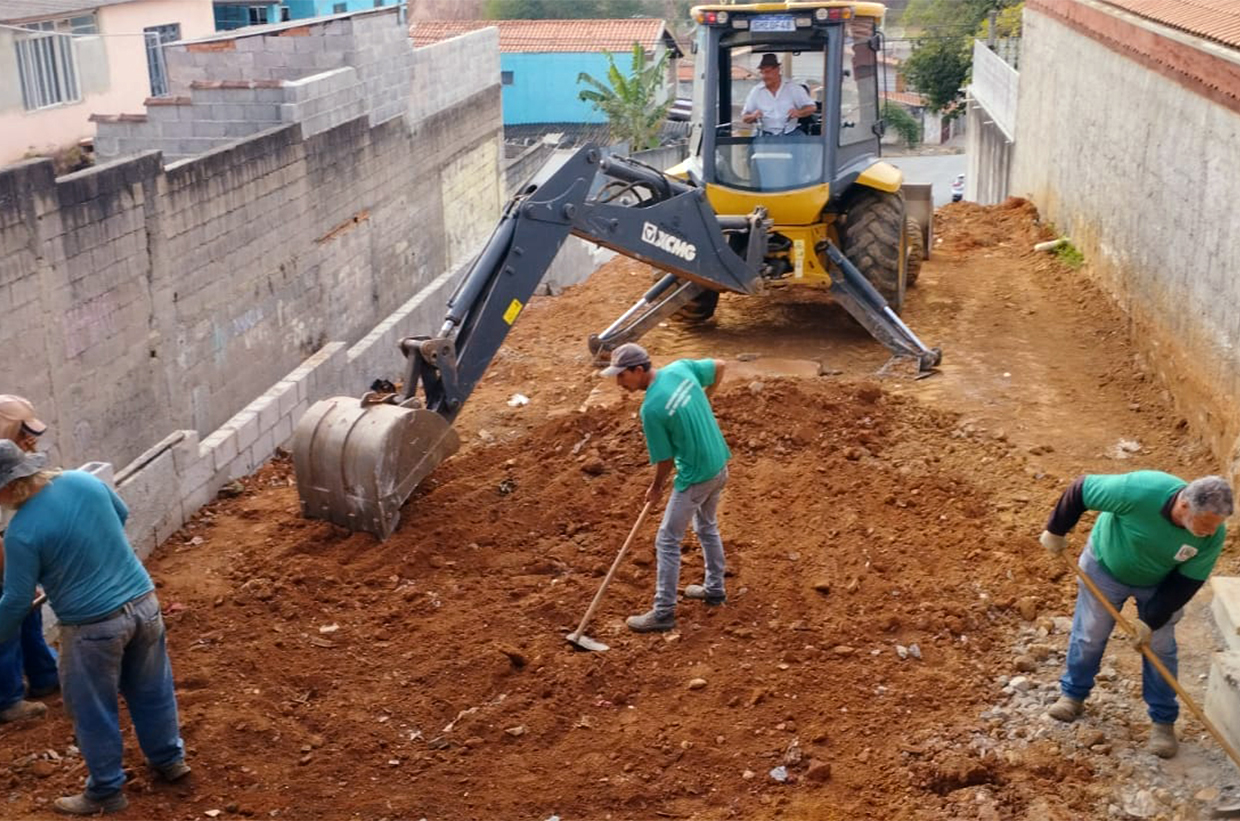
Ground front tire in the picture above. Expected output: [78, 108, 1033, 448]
[841, 188, 907, 310]
[905, 217, 924, 287]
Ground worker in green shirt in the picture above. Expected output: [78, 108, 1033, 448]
[601, 343, 731, 633]
[1039, 471, 1232, 758]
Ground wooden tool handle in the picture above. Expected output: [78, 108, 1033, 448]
[1066, 552, 1240, 770]
[569, 501, 653, 640]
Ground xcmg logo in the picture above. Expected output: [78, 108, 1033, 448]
[641, 222, 697, 262]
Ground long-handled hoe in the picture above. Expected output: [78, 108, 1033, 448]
[1065, 552, 1240, 810]
[566, 501, 653, 653]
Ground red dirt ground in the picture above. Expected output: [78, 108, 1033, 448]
[2, 199, 1232, 820]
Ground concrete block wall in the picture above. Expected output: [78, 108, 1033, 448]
[1206, 576, 1240, 762]
[0, 28, 504, 475]
[1013, 2, 1240, 475]
[281, 67, 367, 137]
[407, 26, 500, 124]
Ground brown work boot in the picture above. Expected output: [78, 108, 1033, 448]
[0, 699, 47, 723]
[1047, 696, 1084, 722]
[154, 759, 192, 782]
[54, 792, 128, 815]
[1148, 723, 1178, 759]
[626, 609, 676, 633]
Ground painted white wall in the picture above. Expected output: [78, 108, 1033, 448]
[0, 0, 215, 164]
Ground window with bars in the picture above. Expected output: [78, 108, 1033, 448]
[15, 32, 81, 110]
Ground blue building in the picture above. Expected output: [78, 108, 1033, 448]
[412, 18, 682, 129]
[213, 0, 398, 31]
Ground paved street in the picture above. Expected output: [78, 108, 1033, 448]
[886, 152, 967, 206]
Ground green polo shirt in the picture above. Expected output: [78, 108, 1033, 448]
[1085, 471, 1225, 585]
[640, 359, 730, 491]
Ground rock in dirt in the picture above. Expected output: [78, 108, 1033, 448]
[580, 457, 606, 475]
[805, 760, 832, 783]
[1028, 643, 1053, 661]
[1076, 727, 1105, 748]
[30, 760, 57, 778]
[1013, 654, 1036, 672]
[496, 644, 527, 668]
[1121, 788, 1160, 818]
[811, 580, 831, 594]
[1016, 596, 1039, 621]
[505, 725, 526, 737]
[769, 765, 789, 783]
[688, 678, 708, 690]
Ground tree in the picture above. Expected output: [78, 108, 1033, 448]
[577, 44, 672, 150]
[899, 0, 1021, 112]
[881, 102, 921, 147]
[901, 37, 972, 112]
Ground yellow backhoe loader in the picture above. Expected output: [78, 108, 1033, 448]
[293, 1, 940, 539]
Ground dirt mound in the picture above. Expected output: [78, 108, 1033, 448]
[2, 195, 1228, 820]
[935, 197, 1050, 254]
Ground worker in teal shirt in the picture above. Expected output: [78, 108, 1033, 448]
[1039, 471, 1232, 760]
[602, 343, 732, 633]
[0, 440, 190, 815]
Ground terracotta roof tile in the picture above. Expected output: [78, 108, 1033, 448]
[1099, 0, 1240, 50]
[410, 18, 681, 55]
[883, 90, 926, 106]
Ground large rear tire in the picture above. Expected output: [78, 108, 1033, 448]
[905, 217, 924, 287]
[840, 189, 907, 310]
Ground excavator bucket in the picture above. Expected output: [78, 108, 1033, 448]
[292, 397, 460, 540]
[901, 183, 934, 258]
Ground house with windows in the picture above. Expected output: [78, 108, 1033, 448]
[211, 0, 398, 30]
[0, 0, 215, 165]
[410, 18, 682, 135]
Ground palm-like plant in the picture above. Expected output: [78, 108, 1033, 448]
[577, 43, 673, 151]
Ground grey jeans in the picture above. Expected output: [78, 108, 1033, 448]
[653, 465, 728, 616]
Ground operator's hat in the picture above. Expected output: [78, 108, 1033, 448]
[758, 53, 780, 69]
[0, 395, 46, 440]
[600, 343, 651, 377]
[0, 439, 46, 490]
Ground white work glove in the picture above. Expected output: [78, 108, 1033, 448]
[1039, 530, 1068, 556]
[1131, 618, 1152, 648]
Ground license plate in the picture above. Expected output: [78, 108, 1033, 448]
[751, 14, 795, 32]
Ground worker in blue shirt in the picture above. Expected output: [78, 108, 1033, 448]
[0, 440, 189, 815]
[0, 395, 60, 724]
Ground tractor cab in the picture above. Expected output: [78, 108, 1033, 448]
[687, 3, 887, 198]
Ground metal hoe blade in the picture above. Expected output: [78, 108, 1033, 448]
[565, 632, 609, 653]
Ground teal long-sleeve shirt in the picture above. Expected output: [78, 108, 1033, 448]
[0, 470, 153, 642]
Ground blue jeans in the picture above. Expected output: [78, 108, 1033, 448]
[653, 466, 728, 617]
[59, 593, 184, 800]
[1061, 547, 1182, 724]
[0, 602, 59, 709]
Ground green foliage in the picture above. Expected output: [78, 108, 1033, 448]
[902, 37, 972, 112]
[977, 2, 1024, 38]
[484, 0, 656, 19]
[577, 43, 672, 150]
[900, 0, 1021, 112]
[881, 102, 921, 147]
[1055, 240, 1085, 269]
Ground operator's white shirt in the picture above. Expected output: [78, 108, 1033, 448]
[742, 81, 813, 135]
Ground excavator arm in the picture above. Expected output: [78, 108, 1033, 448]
[292, 143, 939, 539]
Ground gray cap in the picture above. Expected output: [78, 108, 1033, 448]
[0, 439, 45, 490]
[600, 343, 651, 377]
